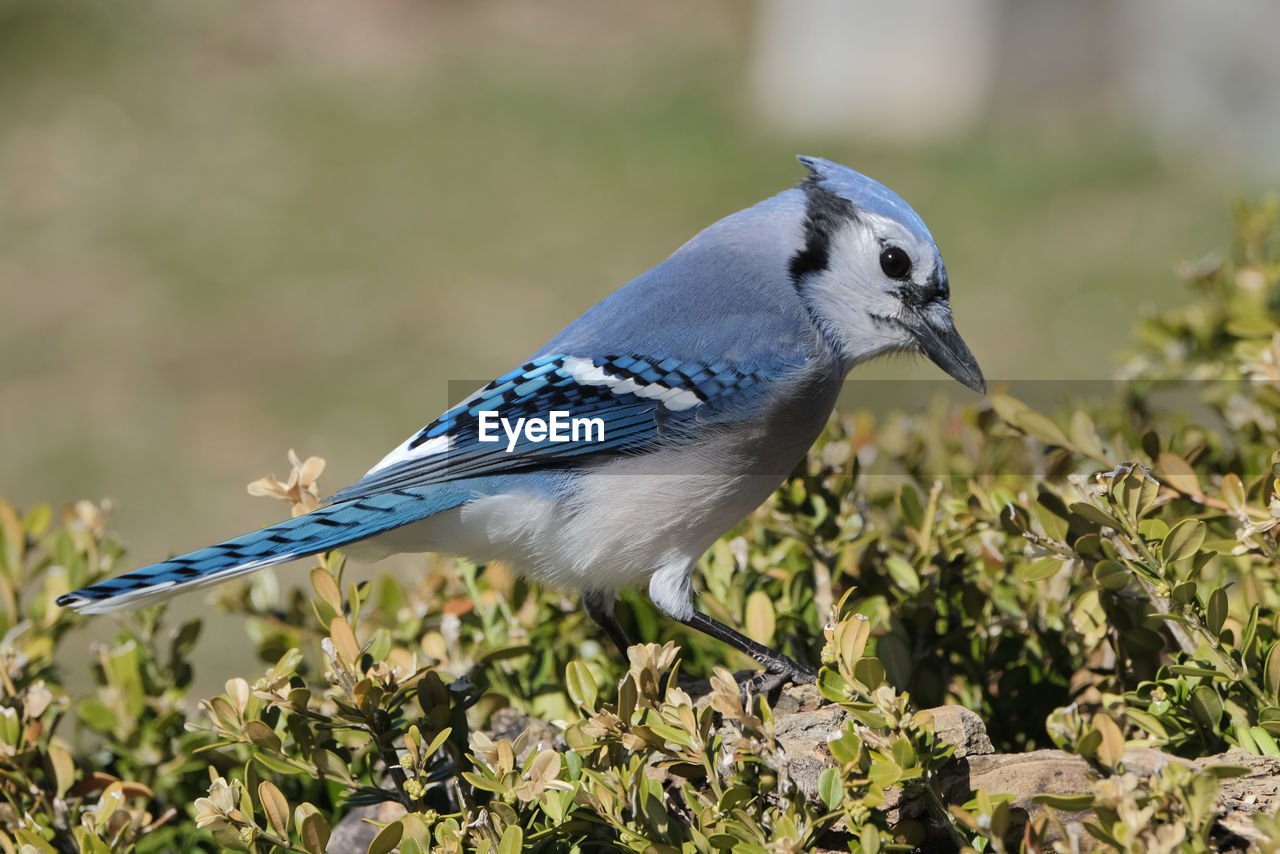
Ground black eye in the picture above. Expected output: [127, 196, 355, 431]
[879, 246, 912, 280]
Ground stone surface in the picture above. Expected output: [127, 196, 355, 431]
[930, 705, 994, 758]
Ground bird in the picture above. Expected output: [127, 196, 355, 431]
[57, 156, 984, 689]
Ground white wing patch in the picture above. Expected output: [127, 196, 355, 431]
[366, 433, 452, 476]
[562, 356, 701, 411]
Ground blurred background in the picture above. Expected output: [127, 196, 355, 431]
[2, 0, 1276, 585]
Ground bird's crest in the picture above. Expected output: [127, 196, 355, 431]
[796, 155, 934, 247]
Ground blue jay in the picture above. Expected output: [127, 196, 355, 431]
[57, 157, 983, 687]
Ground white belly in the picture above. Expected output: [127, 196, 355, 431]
[364, 453, 784, 595]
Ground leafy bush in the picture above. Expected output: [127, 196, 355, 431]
[2, 198, 1279, 852]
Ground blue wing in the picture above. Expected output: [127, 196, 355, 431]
[327, 352, 773, 503]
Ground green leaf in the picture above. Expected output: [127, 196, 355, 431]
[718, 786, 753, 811]
[1202, 764, 1249, 779]
[853, 657, 886, 692]
[827, 731, 861, 767]
[1123, 708, 1168, 741]
[1242, 604, 1261, 657]
[268, 647, 304, 682]
[1018, 557, 1063, 582]
[1222, 473, 1247, 515]
[1075, 728, 1102, 759]
[423, 727, 452, 758]
[254, 751, 307, 776]
[1162, 519, 1207, 565]
[898, 484, 924, 529]
[77, 698, 116, 733]
[1070, 410, 1107, 460]
[648, 721, 694, 748]
[1190, 685, 1224, 731]
[368, 820, 404, 854]
[565, 660, 598, 712]
[1122, 627, 1164, 655]
[366, 628, 392, 662]
[1206, 587, 1228, 637]
[884, 557, 921, 595]
[244, 719, 282, 753]
[461, 771, 506, 794]
[891, 738, 917, 770]
[866, 756, 904, 788]
[876, 633, 912, 686]
[497, 825, 523, 854]
[860, 823, 882, 854]
[1092, 560, 1129, 591]
[1252, 726, 1280, 756]
[312, 748, 355, 785]
[1033, 793, 1095, 811]
[1018, 410, 1071, 447]
[1266, 644, 1280, 699]
[816, 767, 843, 811]
[1113, 466, 1160, 519]
[1069, 502, 1123, 530]
[817, 668, 853, 704]
[988, 393, 1029, 426]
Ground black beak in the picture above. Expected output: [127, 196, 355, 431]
[905, 312, 986, 394]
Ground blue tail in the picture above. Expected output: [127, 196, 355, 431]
[56, 487, 473, 614]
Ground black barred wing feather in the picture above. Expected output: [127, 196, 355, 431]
[327, 353, 768, 503]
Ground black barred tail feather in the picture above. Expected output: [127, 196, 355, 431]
[55, 487, 472, 614]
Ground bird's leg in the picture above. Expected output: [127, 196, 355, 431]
[582, 589, 633, 658]
[677, 610, 817, 686]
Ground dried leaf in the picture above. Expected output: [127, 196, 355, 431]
[744, 590, 776, 646]
[1157, 451, 1202, 498]
[329, 617, 361, 665]
[311, 568, 344, 616]
[258, 780, 290, 836]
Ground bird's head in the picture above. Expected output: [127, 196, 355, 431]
[789, 156, 985, 394]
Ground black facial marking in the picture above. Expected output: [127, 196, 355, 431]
[929, 270, 950, 302]
[789, 180, 857, 287]
[895, 270, 949, 311]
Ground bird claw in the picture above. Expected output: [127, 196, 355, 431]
[738, 664, 817, 706]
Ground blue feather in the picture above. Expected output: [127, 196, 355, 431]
[327, 353, 771, 503]
[56, 482, 487, 613]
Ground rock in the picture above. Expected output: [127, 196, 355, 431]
[773, 691, 847, 803]
[929, 705, 994, 758]
[488, 706, 563, 761]
[326, 796, 406, 854]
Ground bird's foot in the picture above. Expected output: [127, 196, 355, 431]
[739, 663, 817, 707]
